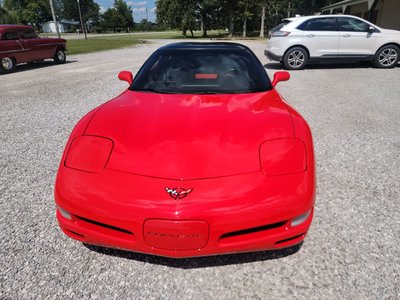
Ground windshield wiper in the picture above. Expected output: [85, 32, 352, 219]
[133, 88, 173, 94]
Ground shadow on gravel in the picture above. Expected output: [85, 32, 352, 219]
[0, 60, 77, 75]
[264, 61, 400, 70]
[83, 243, 302, 268]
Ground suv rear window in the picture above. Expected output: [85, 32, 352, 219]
[271, 20, 291, 32]
[2, 31, 19, 40]
[298, 18, 338, 31]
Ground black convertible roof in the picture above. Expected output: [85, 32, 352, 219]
[158, 42, 251, 51]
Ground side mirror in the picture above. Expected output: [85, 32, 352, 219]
[368, 25, 375, 33]
[118, 70, 133, 85]
[272, 71, 290, 87]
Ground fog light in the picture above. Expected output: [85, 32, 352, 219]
[291, 209, 311, 227]
[58, 207, 72, 220]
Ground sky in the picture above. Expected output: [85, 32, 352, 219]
[96, 0, 157, 23]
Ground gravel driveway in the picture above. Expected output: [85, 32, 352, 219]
[1, 39, 399, 299]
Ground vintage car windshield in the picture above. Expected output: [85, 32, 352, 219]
[130, 48, 272, 94]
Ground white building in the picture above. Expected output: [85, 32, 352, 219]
[42, 21, 80, 33]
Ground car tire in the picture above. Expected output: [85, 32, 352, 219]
[54, 48, 66, 64]
[374, 45, 399, 68]
[283, 47, 308, 70]
[0, 57, 16, 73]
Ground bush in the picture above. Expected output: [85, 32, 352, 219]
[93, 26, 103, 33]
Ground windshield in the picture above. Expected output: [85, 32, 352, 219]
[130, 48, 272, 94]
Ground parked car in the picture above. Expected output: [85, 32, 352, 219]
[265, 15, 400, 70]
[55, 42, 316, 258]
[0, 25, 67, 73]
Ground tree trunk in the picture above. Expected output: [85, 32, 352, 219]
[182, 29, 187, 38]
[201, 13, 207, 37]
[260, 6, 265, 38]
[190, 28, 194, 37]
[242, 18, 247, 37]
[228, 3, 234, 38]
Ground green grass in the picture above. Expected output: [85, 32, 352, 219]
[66, 36, 141, 55]
[42, 30, 230, 55]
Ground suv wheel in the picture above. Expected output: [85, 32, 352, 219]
[283, 47, 308, 70]
[374, 45, 399, 68]
[0, 57, 16, 73]
[54, 48, 66, 64]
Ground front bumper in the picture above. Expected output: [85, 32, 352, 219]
[55, 167, 315, 258]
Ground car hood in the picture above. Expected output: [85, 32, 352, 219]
[85, 90, 294, 180]
[380, 28, 400, 37]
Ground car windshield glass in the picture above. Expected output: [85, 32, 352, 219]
[20, 29, 36, 39]
[130, 48, 272, 94]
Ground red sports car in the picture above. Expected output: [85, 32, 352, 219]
[0, 25, 67, 73]
[55, 43, 315, 258]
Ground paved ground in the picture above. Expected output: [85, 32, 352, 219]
[0, 40, 399, 299]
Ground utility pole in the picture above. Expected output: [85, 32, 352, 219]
[49, 0, 60, 38]
[77, 0, 87, 40]
[145, 7, 149, 32]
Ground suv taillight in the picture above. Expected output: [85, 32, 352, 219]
[271, 31, 291, 37]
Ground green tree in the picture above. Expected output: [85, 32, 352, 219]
[154, 0, 333, 38]
[238, 0, 258, 37]
[3, 0, 52, 30]
[0, 5, 17, 24]
[156, 0, 197, 37]
[62, 0, 100, 24]
[197, 0, 221, 37]
[221, 0, 238, 38]
[113, 0, 134, 32]
[102, 7, 124, 32]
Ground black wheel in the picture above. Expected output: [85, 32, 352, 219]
[283, 47, 308, 70]
[0, 57, 16, 73]
[54, 48, 66, 64]
[374, 45, 399, 68]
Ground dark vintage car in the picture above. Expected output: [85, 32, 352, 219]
[0, 25, 67, 73]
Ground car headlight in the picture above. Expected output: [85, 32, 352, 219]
[65, 135, 113, 173]
[291, 209, 311, 227]
[260, 139, 306, 176]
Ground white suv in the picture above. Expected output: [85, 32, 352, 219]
[265, 15, 400, 70]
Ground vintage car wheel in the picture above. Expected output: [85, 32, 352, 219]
[54, 49, 66, 64]
[0, 57, 16, 73]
